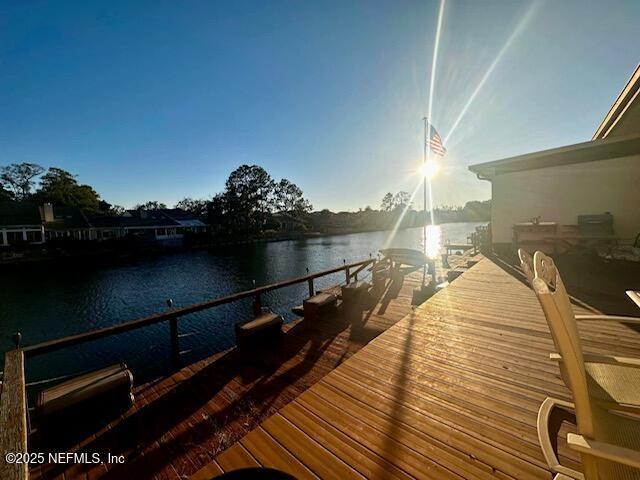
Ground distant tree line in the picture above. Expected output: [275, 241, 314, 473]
[306, 195, 490, 235]
[0, 163, 313, 236]
[1, 162, 489, 239]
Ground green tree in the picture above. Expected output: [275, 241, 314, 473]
[224, 165, 275, 235]
[393, 191, 412, 211]
[108, 204, 126, 216]
[0, 185, 14, 202]
[274, 179, 312, 215]
[0, 163, 44, 199]
[36, 167, 102, 212]
[134, 201, 167, 210]
[381, 192, 394, 212]
[461, 200, 491, 221]
[175, 197, 208, 217]
[207, 193, 227, 232]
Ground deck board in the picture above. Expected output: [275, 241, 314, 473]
[30, 259, 429, 480]
[202, 258, 640, 479]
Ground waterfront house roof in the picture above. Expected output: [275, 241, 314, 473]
[85, 214, 128, 228]
[470, 65, 640, 180]
[43, 205, 91, 230]
[123, 209, 181, 227]
[86, 208, 207, 229]
[159, 208, 207, 227]
[0, 202, 42, 227]
[593, 63, 640, 140]
[469, 133, 640, 179]
[0, 203, 207, 231]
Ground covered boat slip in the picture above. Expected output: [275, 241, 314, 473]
[197, 258, 640, 480]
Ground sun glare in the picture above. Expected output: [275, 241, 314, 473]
[424, 224, 442, 260]
[419, 161, 439, 179]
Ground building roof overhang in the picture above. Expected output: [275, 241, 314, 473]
[593, 64, 640, 140]
[468, 133, 640, 180]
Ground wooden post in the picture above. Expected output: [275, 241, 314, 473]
[169, 318, 180, 367]
[345, 266, 350, 285]
[308, 278, 314, 297]
[0, 349, 28, 480]
[252, 294, 262, 317]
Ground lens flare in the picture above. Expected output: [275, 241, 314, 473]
[419, 161, 439, 179]
[443, 1, 541, 145]
[427, 0, 446, 124]
[382, 180, 422, 250]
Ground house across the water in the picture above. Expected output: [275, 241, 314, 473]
[0, 203, 208, 248]
[0, 202, 46, 246]
[470, 64, 640, 255]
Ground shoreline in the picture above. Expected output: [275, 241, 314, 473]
[0, 221, 487, 270]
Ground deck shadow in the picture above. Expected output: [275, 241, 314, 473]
[33, 304, 361, 479]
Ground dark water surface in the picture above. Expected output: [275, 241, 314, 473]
[1, 223, 482, 384]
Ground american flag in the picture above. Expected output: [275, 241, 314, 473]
[427, 122, 446, 156]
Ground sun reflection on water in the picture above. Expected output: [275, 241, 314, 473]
[423, 224, 442, 259]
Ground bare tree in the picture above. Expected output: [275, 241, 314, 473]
[0, 163, 44, 199]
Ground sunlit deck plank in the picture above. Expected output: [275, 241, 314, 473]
[31, 259, 429, 480]
[207, 257, 640, 479]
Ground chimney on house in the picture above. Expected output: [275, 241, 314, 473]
[42, 203, 54, 222]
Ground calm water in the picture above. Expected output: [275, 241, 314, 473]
[0, 223, 482, 384]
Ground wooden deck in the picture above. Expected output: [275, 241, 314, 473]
[192, 257, 640, 480]
[30, 264, 428, 480]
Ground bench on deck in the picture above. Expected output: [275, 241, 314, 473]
[36, 363, 133, 434]
[341, 281, 371, 307]
[303, 292, 338, 322]
[235, 312, 284, 348]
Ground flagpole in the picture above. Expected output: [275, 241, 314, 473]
[422, 117, 428, 286]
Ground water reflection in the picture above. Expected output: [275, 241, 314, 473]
[0, 223, 482, 382]
[424, 224, 442, 259]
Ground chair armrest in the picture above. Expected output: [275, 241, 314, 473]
[567, 433, 640, 469]
[550, 352, 640, 369]
[575, 314, 640, 324]
[627, 290, 640, 310]
[537, 397, 584, 480]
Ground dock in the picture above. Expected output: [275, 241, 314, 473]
[192, 257, 640, 479]
[13, 253, 640, 479]
[28, 260, 429, 480]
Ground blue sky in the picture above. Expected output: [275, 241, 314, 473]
[1, 1, 639, 211]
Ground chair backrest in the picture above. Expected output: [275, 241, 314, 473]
[531, 251, 596, 439]
[517, 249, 535, 285]
[520, 249, 568, 376]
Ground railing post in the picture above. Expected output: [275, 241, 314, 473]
[169, 317, 180, 367]
[166, 299, 180, 368]
[344, 259, 350, 285]
[252, 294, 262, 316]
[308, 278, 314, 297]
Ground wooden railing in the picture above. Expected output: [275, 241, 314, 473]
[22, 257, 375, 360]
[0, 257, 376, 480]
